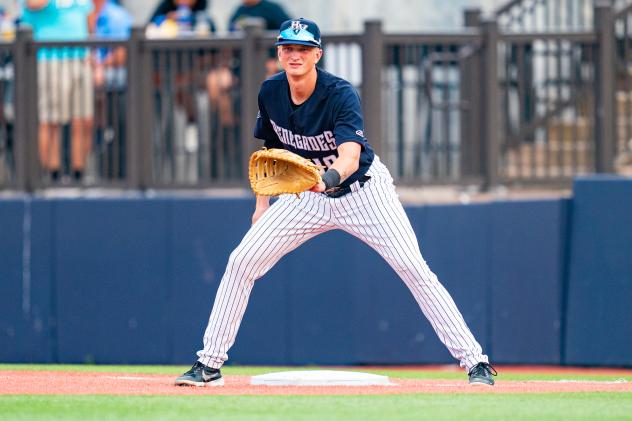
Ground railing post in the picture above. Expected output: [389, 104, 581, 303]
[461, 9, 482, 180]
[361, 20, 384, 157]
[126, 27, 151, 189]
[481, 19, 500, 190]
[240, 23, 265, 181]
[594, 2, 616, 173]
[13, 27, 38, 192]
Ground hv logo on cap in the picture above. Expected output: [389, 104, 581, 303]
[276, 18, 321, 47]
[290, 21, 308, 33]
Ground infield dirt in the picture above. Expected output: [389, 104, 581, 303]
[1, 369, 631, 396]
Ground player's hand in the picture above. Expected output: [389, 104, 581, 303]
[309, 181, 326, 193]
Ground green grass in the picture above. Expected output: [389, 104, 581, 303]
[1, 365, 631, 420]
[1, 394, 631, 420]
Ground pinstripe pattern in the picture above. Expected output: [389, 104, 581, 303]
[197, 156, 487, 371]
[197, 193, 334, 368]
[335, 157, 487, 370]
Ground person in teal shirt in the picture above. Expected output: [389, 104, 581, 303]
[21, 0, 92, 59]
[20, 0, 94, 182]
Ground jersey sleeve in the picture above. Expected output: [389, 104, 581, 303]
[254, 90, 283, 148]
[333, 88, 368, 149]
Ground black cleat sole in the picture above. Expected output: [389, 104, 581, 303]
[175, 377, 225, 387]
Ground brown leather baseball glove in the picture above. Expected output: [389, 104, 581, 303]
[249, 148, 322, 197]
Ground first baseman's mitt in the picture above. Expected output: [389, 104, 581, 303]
[248, 148, 322, 197]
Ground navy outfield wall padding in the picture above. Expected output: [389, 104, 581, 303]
[54, 198, 171, 364]
[565, 177, 632, 366]
[229, 263, 292, 366]
[0, 193, 605, 366]
[28, 200, 57, 363]
[419, 203, 491, 363]
[279, 204, 492, 366]
[0, 199, 25, 361]
[169, 198, 291, 366]
[0, 197, 54, 363]
[0, 199, 55, 363]
[489, 199, 568, 364]
[352, 206, 436, 364]
[282, 230, 361, 365]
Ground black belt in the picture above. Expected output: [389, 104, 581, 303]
[323, 175, 371, 198]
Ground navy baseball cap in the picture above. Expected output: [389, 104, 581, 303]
[275, 18, 321, 47]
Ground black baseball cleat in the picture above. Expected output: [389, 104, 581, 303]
[175, 361, 224, 387]
[468, 362, 497, 386]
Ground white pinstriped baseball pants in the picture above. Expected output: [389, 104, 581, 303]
[197, 156, 488, 371]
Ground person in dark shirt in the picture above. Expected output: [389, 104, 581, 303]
[149, 0, 216, 32]
[228, 0, 289, 32]
[229, 0, 290, 77]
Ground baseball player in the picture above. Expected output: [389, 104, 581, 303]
[176, 18, 497, 387]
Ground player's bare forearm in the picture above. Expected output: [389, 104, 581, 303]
[252, 195, 271, 225]
[255, 195, 270, 208]
[310, 142, 361, 192]
[330, 142, 361, 181]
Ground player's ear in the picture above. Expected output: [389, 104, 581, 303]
[315, 48, 323, 63]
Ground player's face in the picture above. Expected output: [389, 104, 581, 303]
[277, 45, 322, 77]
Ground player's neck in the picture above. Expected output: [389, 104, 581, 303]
[287, 68, 318, 105]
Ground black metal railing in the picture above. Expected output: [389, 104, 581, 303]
[0, 2, 628, 192]
[496, 0, 593, 31]
[380, 32, 482, 184]
[146, 38, 244, 187]
[614, 2, 632, 172]
[0, 42, 14, 188]
[496, 0, 632, 31]
[498, 31, 597, 181]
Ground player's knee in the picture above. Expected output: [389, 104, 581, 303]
[227, 247, 261, 270]
[227, 250, 244, 269]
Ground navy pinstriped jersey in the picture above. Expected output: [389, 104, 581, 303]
[254, 67, 375, 188]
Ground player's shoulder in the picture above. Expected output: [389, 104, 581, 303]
[266, 71, 288, 83]
[259, 72, 287, 96]
[316, 68, 359, 102]
[317, 68, 353, 90]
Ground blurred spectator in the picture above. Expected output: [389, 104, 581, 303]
[228, 0, 289, 32]
[229, 0, 289, 77]
[88, 0, 131, 179]
[20, 0, 94, 182]
[147, 0, 216, 37]
[147, 0, 227, 182]
[206, 52, 235, 127]
[90, 0, 130, 36]
[205, 0, 291, 145]
[0, 5, 16, 40]
[89, 0, 131, 86]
